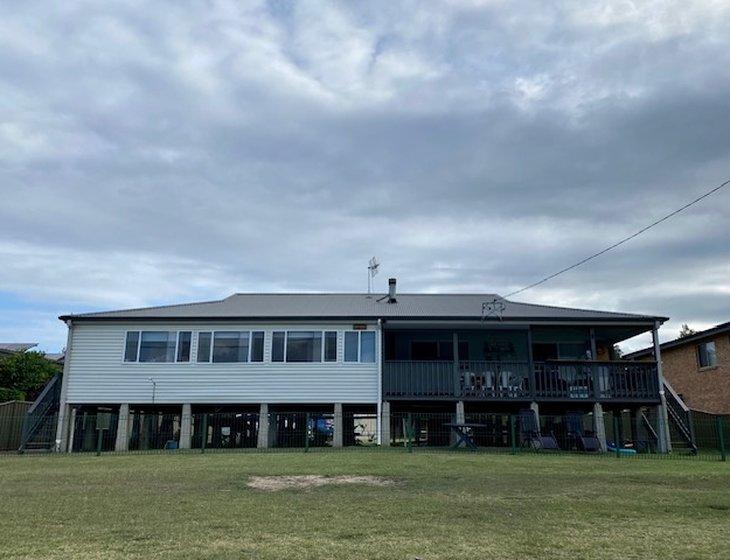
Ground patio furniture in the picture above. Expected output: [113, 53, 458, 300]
[565, 412, 602, 452]
[445, 422, 488, 451]
[518, 409, 560, 451]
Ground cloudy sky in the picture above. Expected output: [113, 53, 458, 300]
[1, 1, 729, 352]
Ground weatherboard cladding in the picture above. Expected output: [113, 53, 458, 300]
[64, 322, 379, 405]
[60, 293, 662, 322]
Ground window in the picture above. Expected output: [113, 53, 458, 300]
[251, 331, 264, 362]
[698, 341, 717, 368]
[213, 331, 250, 363]
[272, 332, 285, 362]
[196, 331, 265, 363]
[197, 332, 212, 363]
[124, 331, 140, 362]
[177, 332, 191, 362]
[140, 331, 176, 362]
[124, 331, 191, 363]
[286, 331, 322, 362]
[345, 331, 359, 362]
[324, 331, 337, 362]
[345, 331, 376, 363]
[360, 331, 376, 363]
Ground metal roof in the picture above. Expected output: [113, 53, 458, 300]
[624, 321, 730, 359]
[0, 342, 38, 353]
[59, 293, 665, 323]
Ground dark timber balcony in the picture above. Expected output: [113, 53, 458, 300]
[382, 360, 660, 402]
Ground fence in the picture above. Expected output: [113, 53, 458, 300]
[2, 410, 728, 461]
[0, 401, 32, 451]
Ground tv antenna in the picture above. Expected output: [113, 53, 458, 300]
[367, 257, 380, 295]
[481, 298, 506, 322]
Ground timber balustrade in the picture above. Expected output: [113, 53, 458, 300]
[383, 360, 660, 402]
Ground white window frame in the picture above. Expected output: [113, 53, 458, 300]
[284, 331, 324, 363]
[123, 330, 192, 364]
[697, 340, 717, 369]
[196, 330, 264, 364]
[268, 331, 339, 363]
[345, 330, 376, 363]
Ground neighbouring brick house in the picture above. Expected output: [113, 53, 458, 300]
[625, 322, 730, 414]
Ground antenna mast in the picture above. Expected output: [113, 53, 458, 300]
[367, 257, 380, 294]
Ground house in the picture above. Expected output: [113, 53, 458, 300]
[0, 342, 38, 357]
[625, 321, 730, 415]
[48, 279, 683, 453]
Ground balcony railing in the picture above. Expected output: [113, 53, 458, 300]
[382, 360, 660, 402]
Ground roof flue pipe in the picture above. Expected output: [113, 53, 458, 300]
[388, 278, 397, 303]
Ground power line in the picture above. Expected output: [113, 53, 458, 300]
[504, 178, 730, 299]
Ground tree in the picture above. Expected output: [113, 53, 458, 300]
[678, 324, 696, 338]
[0, 351, 60, 401]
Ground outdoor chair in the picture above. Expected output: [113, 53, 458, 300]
[565, 412, 602, 452]
[518, 409, 560, 451]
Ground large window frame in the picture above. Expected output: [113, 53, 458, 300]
[196, 331, 265, 363]
[123, 330, 192, 363]
[270, 331, 339, 363]
[344, 330, 376, 363]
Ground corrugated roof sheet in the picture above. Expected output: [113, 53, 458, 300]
[59, 293, 664, 323]
[0, 342, 38, 353]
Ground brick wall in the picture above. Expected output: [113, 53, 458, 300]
[658, 334, 730, 414]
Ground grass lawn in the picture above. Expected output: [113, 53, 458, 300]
[1, 451, 729, 559]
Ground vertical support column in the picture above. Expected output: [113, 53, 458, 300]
[179, 403, 192, 450]
[453, 400, 466, 446]
[530, 401, 540, 422]
[653, 322, 672, 453]
[333, 403, 344, 448]
[593, 402, 607, 451]
[114, 404, 130, 452]
[456, 401, 465, 424]
[376, 319, 384, 445]
[589, 328, 597, 359]
[381, 401, 391, 447]
[55, 320, 74, 452]
[66, 407, 77, 453]
[452, 332, 460, 398]
[527, 327, 536, 399]
[257, 403, 270, 448]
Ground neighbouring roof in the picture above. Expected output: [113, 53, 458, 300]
[625, 321, 730, 359]
[0, 342, 38, 353]
[59, 293, 666, 323]
[44, 352, 65, 363]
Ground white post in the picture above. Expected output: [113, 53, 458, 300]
[66, 407, 77, 453]
[453, 401, 466, 446]
[257, 403, 270, 448]
[333, 403, 343, 448]
[376, 319, 383, 445]
[653, 322, 672, 453]
[55, 321, 74, 452]
[115, 404, 130, 452]
[179, 403, 192, 450]
[456, 401, 465, 424]
[381, 401, 391, 447]
[592, 402, 607, 451]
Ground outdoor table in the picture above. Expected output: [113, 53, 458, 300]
[445, 422, 488, 451]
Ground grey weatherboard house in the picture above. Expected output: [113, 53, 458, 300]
[35, 279, 687, 453]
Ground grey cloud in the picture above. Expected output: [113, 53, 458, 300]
[0, 0, 728, 350]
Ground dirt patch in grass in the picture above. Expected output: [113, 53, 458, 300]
[247, 475, 398, 492]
